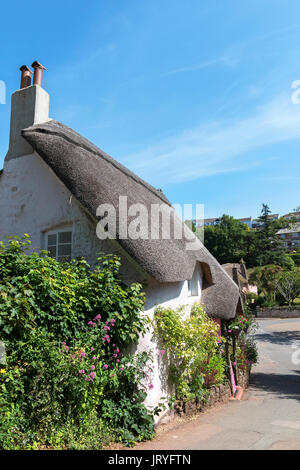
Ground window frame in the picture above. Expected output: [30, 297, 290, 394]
[188, 265, 200, 297]
[45, 227, 73, 262]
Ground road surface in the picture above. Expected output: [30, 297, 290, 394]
[136, 318, 300, 450]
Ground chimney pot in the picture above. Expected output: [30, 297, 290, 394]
[31, 61, 47, 87]
[20, 65, 33, 89]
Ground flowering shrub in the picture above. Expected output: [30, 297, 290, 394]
[228, 313, 256, 333]
[154, 303, 226, 402]
[0, 236, 154, 449]
[236, 335, 258, 371]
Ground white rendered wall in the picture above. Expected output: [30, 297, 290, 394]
[0, 152, 146, 284]
[138, 266, 203, 420]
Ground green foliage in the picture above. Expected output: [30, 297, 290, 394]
[275, 268, 300, 306]
[236, 335, 259, 371]
[201, 204, 293, 268]
[154, 303, 226, 402]
[200, 215, 249, 265]
[228, 313, 256, 333]
[289, 251, 300, 267]
[248, 264, 300, 307]
[0, 236, 155, 449]
[0, 235, 147, 345]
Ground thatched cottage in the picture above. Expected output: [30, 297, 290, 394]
[0, 63, 241, 413]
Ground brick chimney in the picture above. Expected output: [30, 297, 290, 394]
[5, 62, 50, 161]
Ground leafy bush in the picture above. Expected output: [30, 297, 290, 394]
[289, 251, 300, 267]
[153, 303, 226, 402]
[236, 335, 259, 371]
[0, 236, 155, 449]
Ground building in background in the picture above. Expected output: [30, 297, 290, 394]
[252, 213, 280, 229]
[192, 216, 252, 228]
[282, 212, 300, 224]
[276, 224, 300, 251]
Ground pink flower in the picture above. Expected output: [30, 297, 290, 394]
[89, 372, 96, 381]
[91, 365, 95, 370]
[92, 356, 97, 360]
[159, 349, 165, 357]
[120, 367, 124, 372]
[71, 354, 75, 359]
[79, 369, 85, 374]
[80, 351, 86, 358]
[94, 314, 101, 321]
[116, 359, 120, 363]
[148, 383, 154, 389]
[103, 364, 108, 369]
[91, 347, 94, 351]
[228, 329, 232, 333]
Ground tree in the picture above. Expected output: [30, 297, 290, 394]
[252, 204, 293, 268]
[201, 215, 249, 264]
[275, 268, 300, 306]
[200, 204, 293, 269]
[248, 265, 284, 302]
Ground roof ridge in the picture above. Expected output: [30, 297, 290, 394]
[23, 121, 171, 207]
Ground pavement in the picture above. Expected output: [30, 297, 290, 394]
[135, 318, 300, 450]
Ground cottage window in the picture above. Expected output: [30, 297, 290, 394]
[46, 229, 72, 262]
[188, 265, 200, 297]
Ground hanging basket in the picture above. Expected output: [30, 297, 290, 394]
[231, 326, 241, 337]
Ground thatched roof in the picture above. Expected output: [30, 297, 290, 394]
[22, 120, 241, 319]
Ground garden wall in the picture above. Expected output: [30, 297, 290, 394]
[174, 368, 250, 419]
[256, 307, 300, 318]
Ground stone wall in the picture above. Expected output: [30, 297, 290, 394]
[174, 367, 250, 418]
[257, 307, 300, 318]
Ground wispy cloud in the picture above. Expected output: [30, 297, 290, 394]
[123, 93, 300, 184]
[159, 56, 234, 78]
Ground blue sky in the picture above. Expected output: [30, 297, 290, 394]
[0, 0, 299, 219]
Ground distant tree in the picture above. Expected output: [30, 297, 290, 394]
[293, 206, 300, 212]
[249, 265, 284, 302]
[252, 204, 292, 268]
[203, 215, 248, 264]
[275, 268, 300, 306]
[201, 204, 294, 269]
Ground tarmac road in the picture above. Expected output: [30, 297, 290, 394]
[136, 318, 300, 450]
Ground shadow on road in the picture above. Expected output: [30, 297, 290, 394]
[254, 331, 300, 346]
[250, 371, 300, 402]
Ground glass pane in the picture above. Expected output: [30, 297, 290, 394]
[58, 244, 72, 257]
[48, 246, 57, 258]
[58, 231, 72, 244]
[47, 234, 57, 246]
